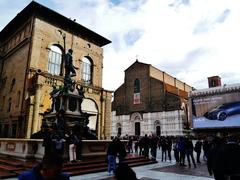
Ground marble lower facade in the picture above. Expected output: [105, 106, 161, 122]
[111, 110, 188, 137]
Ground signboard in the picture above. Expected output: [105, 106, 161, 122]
[191, 92, 240, 129]
[133, 93, 141, 104]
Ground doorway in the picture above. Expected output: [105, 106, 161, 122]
[135, 122, 140, 136]
[156, 126, 161, 137]
[118, 127, 122, 136]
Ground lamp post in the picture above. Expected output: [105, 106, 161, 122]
[58, 30, 66, 76]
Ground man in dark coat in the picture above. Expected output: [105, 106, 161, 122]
[207, 137, 225, 180]
[185, 138, 196, 168]
[178, 137, 186, 166]
[107, 138, 118, 175]
[143, 134, 150, 159]
[194, 139, 202, 163]
[150, 134, 158, 160]
[116, 138, 127, 164]
[18, 153, 70, 180]
[223, 136, 240, 180]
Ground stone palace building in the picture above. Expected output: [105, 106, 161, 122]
[0, 1, 112, 139]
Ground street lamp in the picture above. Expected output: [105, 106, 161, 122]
[58, 30, 66, 76]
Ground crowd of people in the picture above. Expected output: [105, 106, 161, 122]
[112, 133, 240, 180]
[31, 123, 83, 163]
[20, 130, 240, 180]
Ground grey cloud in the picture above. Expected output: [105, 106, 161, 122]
[184, 47, 208, 62]
[192, 78, 208, 89]
[167, 47, 209, 70]
[215, 9, 230, 23]
[169, 0, 190, 7]
[154, 47, 209, 86]
[219, 72, 239, 85]
[124, 29, 144, 46]
[110, 34, 122, 52]
[193, 20, 211, 34]
[193, 9, 231, 35]
[110, 0, 122, 6]
[117, 0, 147, 11]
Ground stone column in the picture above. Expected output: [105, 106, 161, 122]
[26, 96, 34, 138]
[32, 83, 42, 134]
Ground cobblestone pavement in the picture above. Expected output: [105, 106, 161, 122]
[72, 149, 214, 180]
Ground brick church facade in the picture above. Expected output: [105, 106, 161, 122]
[112, 61, 193, 137]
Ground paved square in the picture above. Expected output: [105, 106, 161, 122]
[151, 163, 211, 178]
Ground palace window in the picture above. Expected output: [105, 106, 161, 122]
[81, 57, 92, 84]
[0, 96, 5, 111]
[10, 78, 16, 92]
[48, 45, 62, 75]
[7, 97, 12, 112]
[16, 91, 21, 108]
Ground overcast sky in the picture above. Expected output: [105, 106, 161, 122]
[1, 0, 240, 91]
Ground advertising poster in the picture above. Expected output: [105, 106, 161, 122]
[191, 92, 240, 129]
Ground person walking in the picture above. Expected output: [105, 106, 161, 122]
[222, 136, 240, 180]
[178, 137, 186, 166]
[203, 138, 210, 161]
[134, 138, 139, 154]
[207, 137, 225, 180]
[52, 134, 65, 156]
[139, 137, 144, 155]
[116, 138, 127, 164]
[167, 137, 172, 162]
[150, 133, 158, 160]
[173, 138, 180, 164]
[161, 137, 167, 162]
[185, 137, 196, 168]
[194, 138, 202, 163]
[66, 130, 78, 163]
[107, 138, 118, 175]
[42, 126, 54, 156]
[143, 134, 150, 159]
[127, 137, 133, 154]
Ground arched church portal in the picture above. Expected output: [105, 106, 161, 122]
[130, 112, 142, 136]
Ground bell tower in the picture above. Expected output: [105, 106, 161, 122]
[208, 76, 221, 88]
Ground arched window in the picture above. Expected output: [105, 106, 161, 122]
[81, 57, 92, 84]
[134, 79, 140, 93]
[47, 45, 62, 75]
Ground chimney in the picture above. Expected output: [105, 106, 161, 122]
[208, 76, 221, 88]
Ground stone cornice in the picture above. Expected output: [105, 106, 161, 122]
[189, 84, 240, 97]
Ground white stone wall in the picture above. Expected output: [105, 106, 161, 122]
[111, 110, 186, 137]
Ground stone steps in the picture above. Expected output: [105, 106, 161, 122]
[0, 170, 17, 179]
[0, 154, 157, 178]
